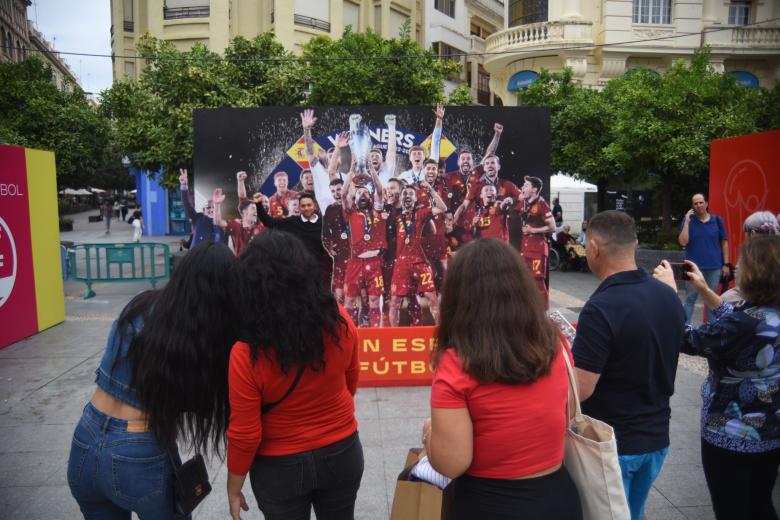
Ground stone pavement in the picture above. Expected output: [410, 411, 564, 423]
[0, 212, 777, 519]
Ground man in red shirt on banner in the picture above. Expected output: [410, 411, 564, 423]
[342, 167, 388, 327]
[389, 182, 447, 327]
[268, 171, 295, 217]
[453, 154, 519, 227]
[471, 184, 513, 242]
[520, 176, 556, 307]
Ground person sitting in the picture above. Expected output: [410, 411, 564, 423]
[422, 238, 582, 520]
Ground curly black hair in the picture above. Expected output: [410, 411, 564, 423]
[238, 230, 346, 373]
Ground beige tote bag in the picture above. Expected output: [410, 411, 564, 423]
[562, 349, 631, 520]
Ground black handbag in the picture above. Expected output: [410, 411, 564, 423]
[169, 451, 212, 516]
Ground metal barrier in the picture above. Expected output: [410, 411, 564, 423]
[68, 243, 171, 299]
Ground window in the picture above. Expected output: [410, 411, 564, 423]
[509, 0, 547, 27]
[632, 0, 671, 25]
[389, 9, 408, 38]
[124, 61, 136, 78]
[294, 0, 330, 31]
[123, 0, 134, 31]
[470, 23, 492, 38]
[163, 0, 210, 20]
[343, 1, 360, 31]
[432, 42, 463, 61]
[477, 66, 491, 106]
[435, 0, 455, 18]
[728, 1, 750, 26]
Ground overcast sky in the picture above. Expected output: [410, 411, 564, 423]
[28, 0, 113, 94]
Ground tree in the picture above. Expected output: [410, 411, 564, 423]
[447, 84, 474, 106]
[602, 48, 759, 229]
[100, 34, 308, 186]
[0, 56, 120, 189]
[302, 24, 458, 105]
[519, 68, 615, 188]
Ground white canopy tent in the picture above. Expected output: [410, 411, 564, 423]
[550, 173, 598, 234]
[59, 188, 80, 196]
[90, 187, 106, 194]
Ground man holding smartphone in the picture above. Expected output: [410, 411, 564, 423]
[678, 193, 730, 324]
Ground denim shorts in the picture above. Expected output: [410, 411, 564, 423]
[618, 447, 669, 520]
[67, 402, 187, 520]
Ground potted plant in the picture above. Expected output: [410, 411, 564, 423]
[59, 218, 74, 232]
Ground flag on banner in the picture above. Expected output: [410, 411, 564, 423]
[286, 137, 322, 169]
[421, 134, 456, 160]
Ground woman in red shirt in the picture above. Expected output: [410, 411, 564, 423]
[226, 231, 362, 520]
[423, 238, 582, 519]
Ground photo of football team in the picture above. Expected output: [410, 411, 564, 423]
[192, 105, 551, 326]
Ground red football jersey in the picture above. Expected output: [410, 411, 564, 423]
[268, 192, 292, 218]
[473, 204, 509, 241]
[396, 207, 435, 263]
[521, 196, 552, 254]
[323, 203, 350, 260]
[465, 174, 520, 203]
[445, 168, 480, 212]
[344, 205, 387, 258]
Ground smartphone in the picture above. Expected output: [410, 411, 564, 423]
[668, 261, 691, 281]
[547, 310, 577, 343]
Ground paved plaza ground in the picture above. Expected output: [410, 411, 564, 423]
[0, 211, 777, 519]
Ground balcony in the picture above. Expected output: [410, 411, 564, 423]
[163, 6, 210, 20]
[469, 35, 486, 55]
[703, 24, 780, 55]
[294, 14, 330, 32]
[485, 20, 593, 54]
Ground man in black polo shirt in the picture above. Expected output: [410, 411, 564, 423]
[573, 210, 685, 520]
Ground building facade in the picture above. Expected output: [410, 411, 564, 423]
[111, 0, 507, 104]
[111, 0, 425, 81]
[28, 26, 79, 91]
[0, 0, 31, 63]
[424, 0, 504, 104]
[484, 0, 780, 105]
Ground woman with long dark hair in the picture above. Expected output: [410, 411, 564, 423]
[655, 235, 780, 519]
[422, 238, 582, 519]
[67, 241, 241, 518]
[226, 231, 362, 520]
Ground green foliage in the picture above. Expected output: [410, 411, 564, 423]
[103, 28, 459, 186]
[447, 84, 474, 106]
[100, 34, 308, 186]
[302, 24, 458, 105]
[0, 56, 123, 189]
[519, 68, 615, 183]
[517, 48, 765, 229]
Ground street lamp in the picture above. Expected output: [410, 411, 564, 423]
[121, 156, 131, 168]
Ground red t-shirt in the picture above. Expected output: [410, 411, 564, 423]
[431, 344, 570, 479]
[396, 207, 435, 263]
[521, 197, 552, 254]
[344, 205, 387, 258]
[226, 306, 360, 476]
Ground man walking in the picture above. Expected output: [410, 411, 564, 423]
[573, 210, 685, 520]
[678, 193, 730, 324]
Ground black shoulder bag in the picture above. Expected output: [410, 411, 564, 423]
[169, 450, 211, 516]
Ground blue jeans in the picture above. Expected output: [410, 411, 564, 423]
[249, 430, 364, 520]
[67, 402, 188, 520]
[618, 447, 669, 520]
[684, 268, 721, 324]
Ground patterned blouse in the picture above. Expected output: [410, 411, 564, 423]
[683, 301, 780, 453]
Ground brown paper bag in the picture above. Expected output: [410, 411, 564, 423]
[390, 448, 450, 520]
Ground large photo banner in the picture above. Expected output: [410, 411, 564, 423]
[193, 106, 550, 331]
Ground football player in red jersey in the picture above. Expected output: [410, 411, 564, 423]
[322, 178, 350, 303]
[419, 159, 450, 289]
[342, 166, 388, 327]
[268, 171, 295, 217]
[389, 182, 447, 326]
[453, 153, 519, 225]
[471, 184, 513, 242]
[444, 122, 503, 212]
[519, 175, 556, 307]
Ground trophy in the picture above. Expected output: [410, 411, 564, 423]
[349, 114, 372, 184]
